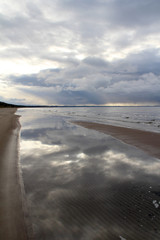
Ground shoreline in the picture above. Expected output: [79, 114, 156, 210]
[0, 109, 28, 240]
[73, 121, 160, 159]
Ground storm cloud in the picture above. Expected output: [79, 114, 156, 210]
[0, 0, 160, 105]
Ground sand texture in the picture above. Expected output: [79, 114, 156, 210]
[0, 109, 28, 240]
[73, 121, 160, 159]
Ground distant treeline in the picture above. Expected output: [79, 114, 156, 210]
[0, 101, 20, 108]
[0, 101, 54, 108]
[1, 101, 159, 108]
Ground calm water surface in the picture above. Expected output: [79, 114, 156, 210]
[43, 106, 160, 132]
[18, 108, 160, 240]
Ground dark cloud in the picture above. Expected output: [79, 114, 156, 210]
[8, 47, 160, 105]
[83, 57, 108, 68]
[110, 0, 160, 28]
[125, 49, 160, 75]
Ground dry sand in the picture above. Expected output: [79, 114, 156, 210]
[73, 121, 160, 159]
[0, 109, 28, 240]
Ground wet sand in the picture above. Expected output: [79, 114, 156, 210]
[73, 121, 160, 159]
[0, 109, 28, 240]
[20, 113, 160, 239]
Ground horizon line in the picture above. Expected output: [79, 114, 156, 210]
[1, 101, 160, 108]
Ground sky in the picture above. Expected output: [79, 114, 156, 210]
[0, 0, 160, 106]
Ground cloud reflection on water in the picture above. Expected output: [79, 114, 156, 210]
[19, 110, 160, 240]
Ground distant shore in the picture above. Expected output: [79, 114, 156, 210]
[0, 108, 28, 240]
[73, 121, 160, 159]
[1, 101, 160, 108]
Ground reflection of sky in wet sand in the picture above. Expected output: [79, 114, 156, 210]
[19, 109, 160, 240]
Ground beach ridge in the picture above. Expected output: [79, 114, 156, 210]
[73, 121, 160, 159]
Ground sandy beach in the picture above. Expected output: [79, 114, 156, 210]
[73, 121, 160, 159]
[19, 111, 160, 239]
[0, 109, 28, 240]
[1, 109, 160, 240]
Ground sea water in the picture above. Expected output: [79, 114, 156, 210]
[17, 107, 160, 240]
[19, 106, 160, 132]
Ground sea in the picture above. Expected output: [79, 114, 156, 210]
[17, 107, 160, 240]
[18, 106, 160, 132]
